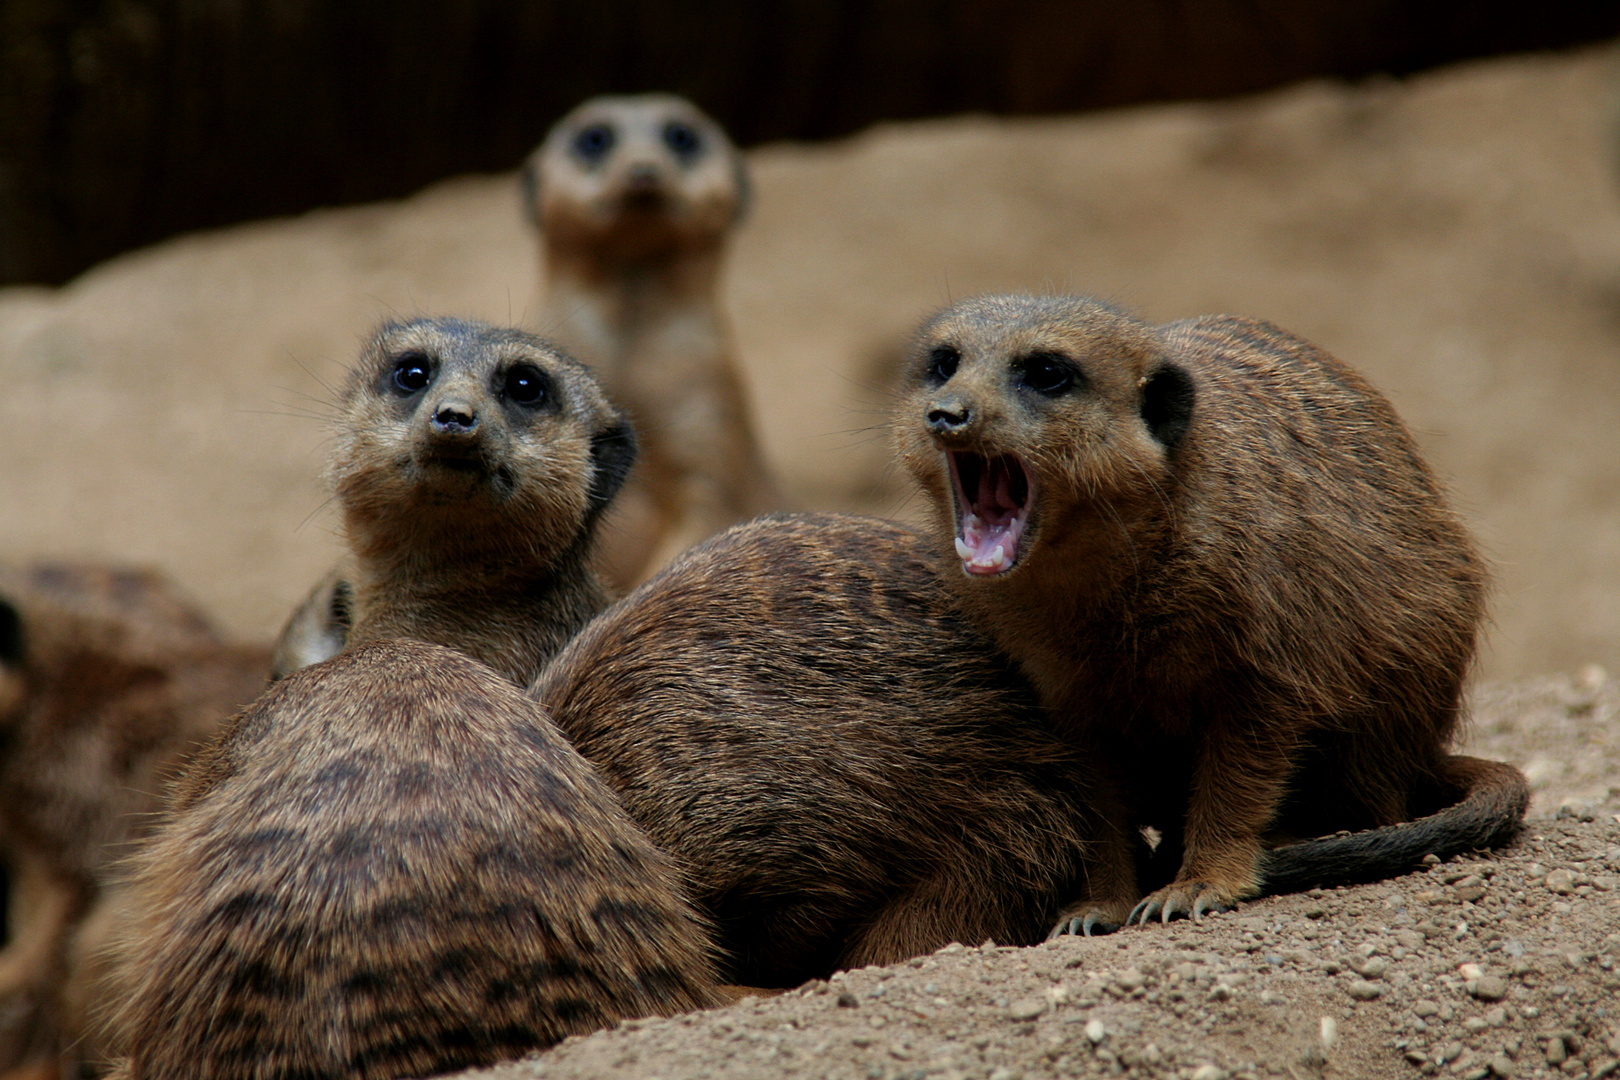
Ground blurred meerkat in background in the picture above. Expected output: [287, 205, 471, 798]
[523, 93, 782, 590]
[0, 564, 269, 1077]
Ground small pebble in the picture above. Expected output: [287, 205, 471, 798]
[1489, 1054, 1516, 1077]
[1545, 869, 1577, 895]
[1471, 976, 1509, 1002]
[1346, 980, 1383, 1001]
[1008, 997, 1047, 1022]
[1191, 1066, 1227, 1080]
[1085, 1018, 1107, 1044]
[1413, 1000, 1441, 1018]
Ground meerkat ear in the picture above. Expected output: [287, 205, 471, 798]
[0, 597, 23, 669]
[587, 415, 639, 517]
[519, 149, 544, 229]
[1141, 364, 1196, 449]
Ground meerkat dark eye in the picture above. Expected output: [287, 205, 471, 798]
[662, 121, 702, 160]
[925, 345, 959, 385]
[572, 123, 615, 163]
[1016, 352, 1080, 397]
[391, 354, 433, 394]
[503, 363, 548, 406]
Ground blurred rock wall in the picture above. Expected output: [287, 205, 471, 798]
[3, 0, 1618, 285]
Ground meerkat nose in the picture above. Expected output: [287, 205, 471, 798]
[625, 164, 662, 191]
[927, 402, 970, 434]
[432, 402, 478, 434]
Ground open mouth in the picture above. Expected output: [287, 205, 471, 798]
[946, 451, 1034, 576]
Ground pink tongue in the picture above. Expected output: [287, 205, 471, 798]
[956, 459, 1023, 575]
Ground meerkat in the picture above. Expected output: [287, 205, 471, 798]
[272, 319, 634, 683]
[104, 320, 720, 1078]
[892, 294, 1529, 932]
[521, 93, 781, 590]
[107, 638, 722, 1080]
[268, 565, 352, 680]
[531, 512, 1122, 987]
[276, 317, 636, 686]
[0, 564, 270, 1076]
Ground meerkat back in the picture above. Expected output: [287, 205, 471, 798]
[522, 94, 781, 589]
[110, 637, 719, 1080]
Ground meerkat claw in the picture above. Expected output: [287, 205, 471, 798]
[1081, 911, 1119, 937]
[1191, 890, 1233, 921]
[1128, 896, 1160, 925]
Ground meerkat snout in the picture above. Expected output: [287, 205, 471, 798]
[926, 397, 972, 436]
[431, 401, 477, 434]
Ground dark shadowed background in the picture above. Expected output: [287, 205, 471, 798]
[4, 0, 1620, 284]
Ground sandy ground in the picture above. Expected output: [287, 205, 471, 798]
[1, 45, 1618, 679]
[466, 674, 1620, 1080]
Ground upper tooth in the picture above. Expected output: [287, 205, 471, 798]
[954, 538, 973, 560]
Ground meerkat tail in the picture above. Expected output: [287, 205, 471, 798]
[1255, 756, 1529, 895]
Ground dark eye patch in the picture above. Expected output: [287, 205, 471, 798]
[662, 121, 702, 160]
[572, 123, 615, 164]
[1015, 351, 1082, 397]
[501, 363, 550, 407]
[391, 353, 434, 395]
[924, 345, 959, 386]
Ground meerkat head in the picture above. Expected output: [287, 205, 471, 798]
[894, 295, 1196, 579]
[520, 93, 747, 263]
[329, 318, 637, 573]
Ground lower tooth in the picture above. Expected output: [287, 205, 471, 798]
[988, 548, 1006, 568]
[954, 538, 973, 560]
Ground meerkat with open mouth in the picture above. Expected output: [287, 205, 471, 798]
[895, 293, 1528, 932]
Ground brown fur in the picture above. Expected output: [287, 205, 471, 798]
[523, 94, 781, 590]
[273, 318, 636, 684]
[108, 638, 721, 1080]
[894, 294, 1527, 928]
[107, 323, 723, 1076]
[0, 564, 269, 1075]
[532, 513, 1124, 987]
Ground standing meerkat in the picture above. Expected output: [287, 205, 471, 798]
[893, 294, 1528, 932]
[522, 93, 781, 590]
[0, 565, 269, 1076]
[105, 318, 720, 1079]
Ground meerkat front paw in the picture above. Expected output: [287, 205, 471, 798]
[1127, 879, 1247, 925]
[1046, 896, 1137, 938]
